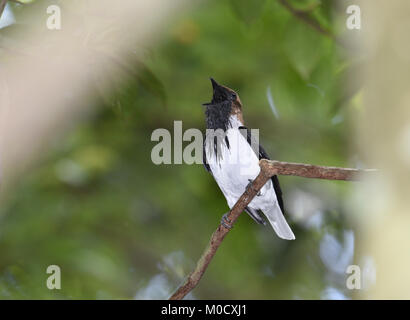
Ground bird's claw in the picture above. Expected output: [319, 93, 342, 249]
[247, 179, 261, 196]
[221, 212, 233, 229]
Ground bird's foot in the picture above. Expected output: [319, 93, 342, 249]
[247, 179, 261, 196]
[221, 212, 233, 229]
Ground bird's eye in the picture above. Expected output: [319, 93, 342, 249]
[231, 93, 237, 99]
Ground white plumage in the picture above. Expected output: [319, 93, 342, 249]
[205, 115, 295, 240]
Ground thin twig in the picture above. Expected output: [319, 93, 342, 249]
[0, 0, 8, 20]
[261, 160, 376, 181]
[278, 0, 333, 38]
[0, 0, 24, 21]
[169, 159, 375, 300]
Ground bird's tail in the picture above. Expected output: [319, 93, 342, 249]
[262, 203, 295, 240]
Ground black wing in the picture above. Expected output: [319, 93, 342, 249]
[202, 134, 229, 175]
[239, 126, 285, 213]
[203, 140, 211, 173]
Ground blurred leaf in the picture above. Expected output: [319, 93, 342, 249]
[283, 20, 326, 80]
[229, 0, 266, 24]
[331, 61, 364, 113]
[0, 0, 8, 20]
[92, 53, 167, 111]
[74, 145, 117, 174]
[286, 0, 321, 11]
[136, 63, 167, 108]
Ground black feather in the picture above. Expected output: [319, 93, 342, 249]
[203, 139, 211, 173]
[239, 126, 285, 213]
[205, 100, 232, 131]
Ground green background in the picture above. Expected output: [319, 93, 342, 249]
[0, 0, 361, 299]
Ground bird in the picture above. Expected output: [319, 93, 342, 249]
[202, 78, 295, 240]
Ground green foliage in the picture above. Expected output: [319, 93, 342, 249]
[229, 0, 267, 24]
[0, 0, 359, 299]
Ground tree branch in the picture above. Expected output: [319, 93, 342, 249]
[169, 159, 375, 300]
[278, 0, 333, 38]
[0, 0, 8, 20]
[0, 0, 24, 21]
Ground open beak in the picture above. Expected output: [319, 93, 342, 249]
[210, 77, 225, 95]
[210, 77, 219, 90]
[202, 77, 225, 106]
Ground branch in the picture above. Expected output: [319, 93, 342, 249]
[261, 160, 376, 181]
[169, 159, 375, 300]
[278, 0, 333, 38]
[0, 0, 24, 21]
[0, 0, 7, 20]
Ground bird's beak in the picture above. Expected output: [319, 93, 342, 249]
[210, 77, 224, 94]
[210, 77, 219, 90]
[202, 77, 225, 106]
[210, 77, 226, 98]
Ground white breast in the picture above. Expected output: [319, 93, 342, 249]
[205, 118, 276, 209]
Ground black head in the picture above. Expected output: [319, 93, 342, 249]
[203, 78, 239, 130]
[203, 78, 237, 105]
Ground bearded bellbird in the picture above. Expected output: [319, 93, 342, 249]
[202, 78, 295, 240]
